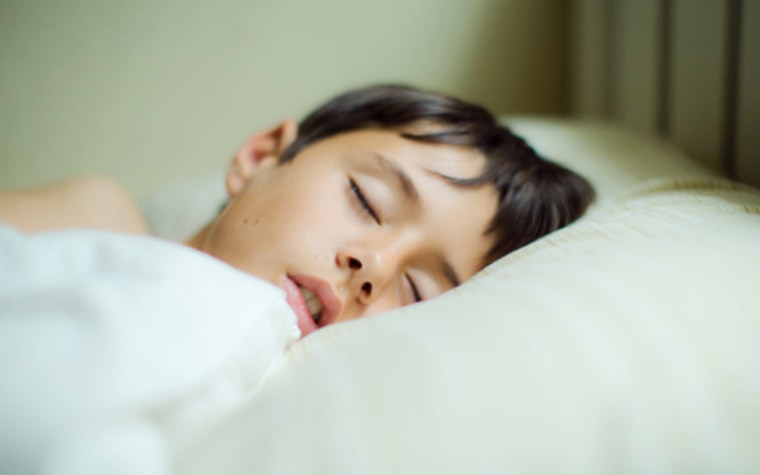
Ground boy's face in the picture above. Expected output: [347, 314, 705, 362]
[190, 122, 498, 337]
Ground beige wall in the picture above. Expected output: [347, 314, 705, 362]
[0, 0, 566, 198]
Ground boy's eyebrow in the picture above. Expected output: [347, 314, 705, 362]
[370, 152, 462, 288]
[371, 153, 419, 204]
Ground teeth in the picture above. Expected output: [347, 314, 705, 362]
[299, 285, 324, 321]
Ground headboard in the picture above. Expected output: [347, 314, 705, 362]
[569, 0, 759, 188]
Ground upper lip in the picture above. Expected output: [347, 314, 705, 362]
[289, 274, 343, 327]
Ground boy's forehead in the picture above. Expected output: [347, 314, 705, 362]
[337, 127, 488, 180]
[411, 142, 486, 180]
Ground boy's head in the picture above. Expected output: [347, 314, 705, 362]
[188, 85, 595, 337]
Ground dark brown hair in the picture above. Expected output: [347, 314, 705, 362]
[280, 84, 595, 266]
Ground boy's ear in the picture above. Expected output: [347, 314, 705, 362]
[226, 119, 298, 197]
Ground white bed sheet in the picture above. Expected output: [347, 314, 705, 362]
[0, 226, 298, 475]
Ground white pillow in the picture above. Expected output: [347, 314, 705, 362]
[505, 117, 716, 202]
[141, 171, 227, 243]
[164, 119, 760, 474]
[179, 182, 760, 475]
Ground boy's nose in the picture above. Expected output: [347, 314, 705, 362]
[348, 256, 376, 302]
[337, 239, 408, 305]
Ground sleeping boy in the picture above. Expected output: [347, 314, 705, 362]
[0, 84, 595, 338]
[0, 84, 596, 472]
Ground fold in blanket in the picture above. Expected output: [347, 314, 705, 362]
[0, 226, 299, 475]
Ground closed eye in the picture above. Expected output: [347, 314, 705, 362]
[349, 178, 380, 224]
[406, 274, 422, 303]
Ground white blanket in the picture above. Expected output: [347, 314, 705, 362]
[0, 225, 299, 475]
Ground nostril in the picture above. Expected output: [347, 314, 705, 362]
[361, 282, 372, 295]
[349, 257, 362, 270]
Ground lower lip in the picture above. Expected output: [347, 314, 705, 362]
[282, 276, 318, 338]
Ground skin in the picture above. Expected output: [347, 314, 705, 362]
[187, 120, 498, 337]
[0, 176, 148, 235]
[0, 120, 498, 339]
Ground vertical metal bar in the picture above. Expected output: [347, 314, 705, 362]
[722, 0, 743, 178]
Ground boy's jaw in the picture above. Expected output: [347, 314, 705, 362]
[282, 274, 342, 338]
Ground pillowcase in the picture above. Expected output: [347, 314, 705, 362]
[171, 120, 760, 474]
[505, 117, 716, 202]
[138, 118, 759, 473]
[141, 171, 227, 243]
[179, 180, 760, 475]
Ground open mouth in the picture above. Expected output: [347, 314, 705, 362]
[283, 274, 341, 338]
[299, 285, 324, 324]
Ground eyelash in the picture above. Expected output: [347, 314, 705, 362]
[349, 178, 380, 224]
[406, 274, 422, 303]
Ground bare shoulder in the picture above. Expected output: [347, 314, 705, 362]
[63, 176, 149, 234]
[0, 175, 149, 235]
